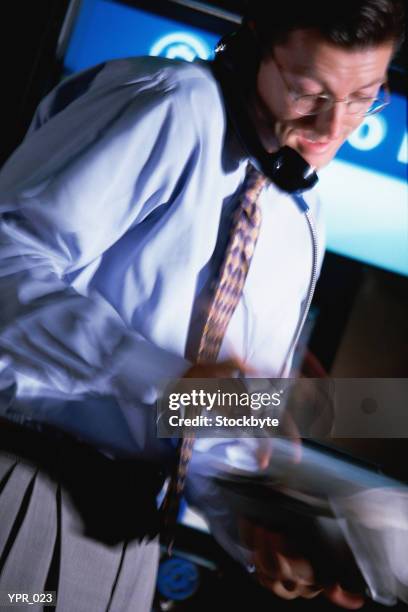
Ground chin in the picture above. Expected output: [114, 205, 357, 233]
[281, 128, 342, 169]
[292, 138, 339, 169]
[302, 151, 335, 170]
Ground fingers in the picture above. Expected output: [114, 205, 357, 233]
[255, 439, 274, 470]
[245, 526, 328, 602]
[184, 357, 256, 378]
[278, 552, 315, 585]
[324, 584, 365, 609]
[241, 523, 365, 608]
[251, 528, 318, 588]
[254, 414, 302, 471]
[222, 356, 257, 375]
[258, 577, 303, 600]
[255, 571, 323, 601]
[301, 585, 325, 599]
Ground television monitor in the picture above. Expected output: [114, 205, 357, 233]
[60, 0, 236, 73]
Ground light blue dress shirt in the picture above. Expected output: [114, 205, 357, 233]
[0, 56, 324, 459]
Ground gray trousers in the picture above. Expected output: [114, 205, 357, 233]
[0, 422, 163, 612]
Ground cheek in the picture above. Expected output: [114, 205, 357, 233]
[274, 116, 316, 143]
[259, 90, 288, 120]
[278, 114, 326, 135]
[345, 117, 364, 136]
[257, 73, 295, 121]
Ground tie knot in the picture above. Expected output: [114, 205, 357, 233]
[243, 163, 268, 203]
[238, 163, 267, 221]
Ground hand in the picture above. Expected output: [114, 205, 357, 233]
[254, 409, 303, 468]
[184, 360, 303, 463]
[183, 357, 255, 379]
[240, 520, 365, 609]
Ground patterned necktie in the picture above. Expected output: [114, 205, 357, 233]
[160, 164, 268, 552]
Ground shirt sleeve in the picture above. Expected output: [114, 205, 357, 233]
[0, 67, 197, 406]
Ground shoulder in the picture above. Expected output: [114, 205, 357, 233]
[33, 57, 226, 145]
[40, 57, 223, 124]
[103, 56, 222, 101]
[104, 56, 226, 132]
[2, 58, 226, 196]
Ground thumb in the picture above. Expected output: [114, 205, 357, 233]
[255, 439, 274, 470]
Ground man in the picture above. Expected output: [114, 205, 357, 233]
[0, 0, 404, 610]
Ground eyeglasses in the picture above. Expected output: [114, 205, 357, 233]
[274, 59, 390, 117]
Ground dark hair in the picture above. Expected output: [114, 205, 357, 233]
[243, 0, 406, 53]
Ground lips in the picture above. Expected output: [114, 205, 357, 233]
[297, 135, 332, 154]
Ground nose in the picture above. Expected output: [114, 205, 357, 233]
[314, 102, 347, 141]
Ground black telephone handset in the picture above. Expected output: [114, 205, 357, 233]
[212, 27, 318, 194]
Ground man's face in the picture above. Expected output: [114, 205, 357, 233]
[252, 29, 394, 169]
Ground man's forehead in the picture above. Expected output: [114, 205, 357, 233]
[273, 28, 392, 56]
[272, 29, 393, 77]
